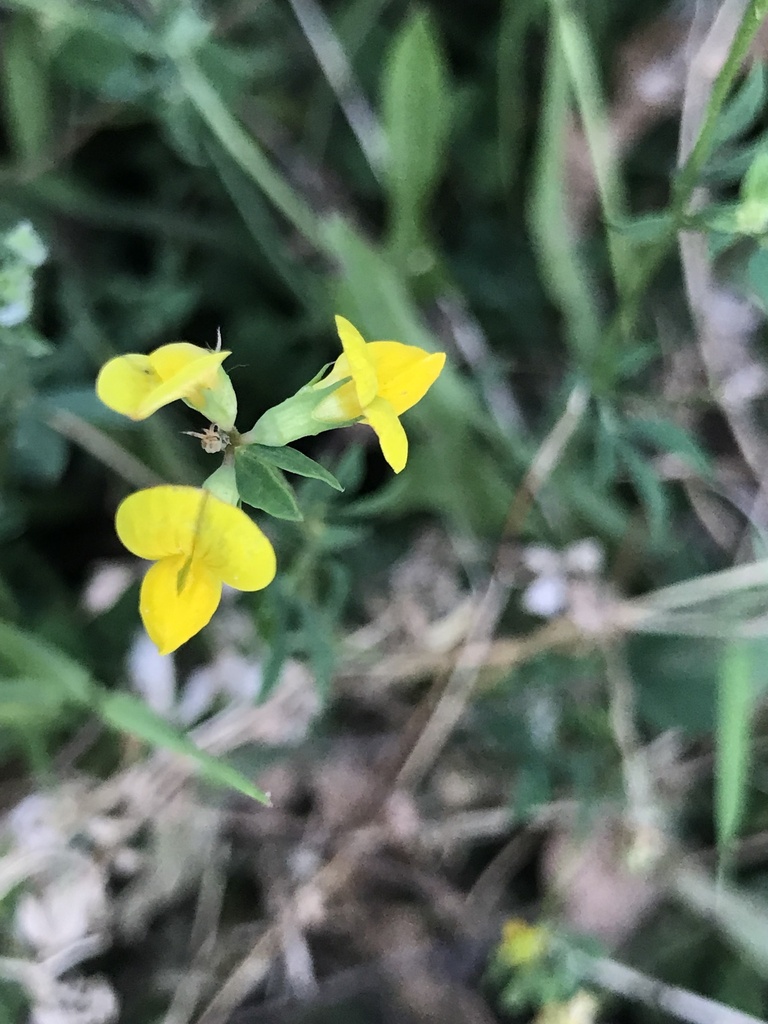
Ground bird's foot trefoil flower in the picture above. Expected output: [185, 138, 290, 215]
[97, 316, 447, 652]
[115, 486, 276, 655]
[97, 342, 238, 430]
[245, 316, 446, 473]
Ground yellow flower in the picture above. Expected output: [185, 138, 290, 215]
[96, 342, 238, 429]
[246, 316, 446, 473]
[498, 919, 549, 967]
[312, 316, 446, 472]
[115, 485, 276, 655]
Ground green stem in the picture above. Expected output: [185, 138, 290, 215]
[174, 55, 322, 249]
[615, 0, 767, 338]
[673, 0, 768, 208]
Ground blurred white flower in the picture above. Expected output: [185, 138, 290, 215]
[127, 631, 176, 716]
[81, 562, 135, 615]
[15, 862, 110, 957]
[177, 650, 263, 725]
[30, 977, 118, 1024]
[522, 574, 569, 618]
[521, 539, 605, 619]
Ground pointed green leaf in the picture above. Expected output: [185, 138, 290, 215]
[717, 641, 754, 865]
[248, 443, 343, 491]
[1, 14, 50, 162]
[621, 443, 669, 543]
[711, 62, 767, 150]
[235, 446, 302, 520]
[0, 621, 94, 703]
[381, 7, 451, 247]
[747, 246, 768, 312]
[607, 212, 675, 245]
[99, 691, 271, 804]
[627, 417, 711, 475]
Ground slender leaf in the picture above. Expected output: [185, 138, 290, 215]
[711, 62, 768, 150]
[0, 621, 93, 703]
[716, 641, 754, 864]
[627, 417, 711, 475]
[99, 691, 271, 805]
[381, 7, 451, 252]
[1, 13, 50, 162]
[250, 443, 343, 491]
[621, 443, 669, 544]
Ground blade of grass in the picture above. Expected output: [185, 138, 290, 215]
[173, 54, 321, 248]
[716, 641, 754, 874]
[497, 0, 542, 195]
[549, 0, 631, 300]
[526, 25, 601, 363]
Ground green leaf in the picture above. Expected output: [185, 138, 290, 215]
[746, 244, 768, 312]
[497, 0, 542, 193]
[711, 62, 767, 150]
[0, 14, 50, 162]
[381, 8, 451, 251]
[235, 446, 303, 521]
[627, 416, 711, 475]
[607, 212, 675, 245]
[249, 443, 343, 491]
[13, 409, 69, 484]
[259, 585, 291, 702]
[621, 443, 669, 544]
[98, 691, 271, 804]
[703, 136, 768, 185]
[0, 621, 93, 704]
[321, 216, 436, 351]
[741, 146, 768, 204]
[716, 641, 754, 865]
[0, 678, 73, 727]
[298, 600, 335, 700]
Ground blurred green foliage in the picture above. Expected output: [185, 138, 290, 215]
[3, 0, 768, 1019]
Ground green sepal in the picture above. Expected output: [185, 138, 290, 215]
[234, 445, 302, 521]
[202, 462, 240, 506]
[244, 376, 354, 447]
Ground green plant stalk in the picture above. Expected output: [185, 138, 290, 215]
[614, 0, 768, 337]
[549, 0, 630, 300]
[674, 0, 768, 207]
[174, 55, 322, 249]
[527, 28, 601, 362]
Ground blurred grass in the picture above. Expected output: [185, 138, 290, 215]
[3, 0, 768, 1020]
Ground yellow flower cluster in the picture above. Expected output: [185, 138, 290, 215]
[97, 317, 445, 653]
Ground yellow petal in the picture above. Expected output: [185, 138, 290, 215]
[138, 344, 230, 419]
[116, 486, 210, 561]
[334, 316, 378, 408]
[368, 342, 446, 415]
[363, 396, 408, 473]
[139, 554, 222, 655]
[148, 342, 222, 380]
[201, 502, 277, 592]
[96, 353, 160, 420]
[116, 486, 277, 592]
